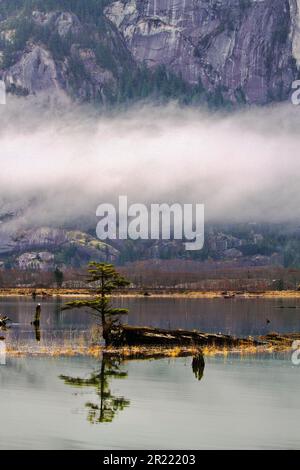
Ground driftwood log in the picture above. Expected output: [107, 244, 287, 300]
[0, 316, 11, 328]
[259, 332, 300, 348]
[107, 324, 262, 347]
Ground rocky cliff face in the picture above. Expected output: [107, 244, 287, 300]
[0, 0, 299, 105]
[105, 0, 298, 104]
[0, 225, 119, 270]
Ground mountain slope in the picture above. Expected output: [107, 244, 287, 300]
[0, 0, 299, 105]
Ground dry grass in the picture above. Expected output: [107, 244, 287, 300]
[2, 338, 294, 359]
[2, 287, 300, 299]
[2, 322, 297, 358]
[104, 345, 201, 359]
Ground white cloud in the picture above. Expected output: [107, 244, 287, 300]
[1, 96, 300, 230]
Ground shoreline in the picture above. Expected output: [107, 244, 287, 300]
[2, 341, 296, 358]
[2, 328, 299, 358]
[1, 287, 300, 299]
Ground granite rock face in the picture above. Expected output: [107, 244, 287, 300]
[31, 10, 82, 37]
[0, 0, 300, 104]
[105, 0, 298, 104]
[0, 223, 119, 270]
[3, 45, 62, 95]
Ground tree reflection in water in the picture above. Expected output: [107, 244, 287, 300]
[192, 353, 205, 381]
[60, 352, 205, 424]
[59, 354, 130, 424]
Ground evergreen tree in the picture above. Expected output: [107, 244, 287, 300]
[62, 262, 130, 345]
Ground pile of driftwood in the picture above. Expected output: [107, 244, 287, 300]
[106, 324, 263, 347]
[108, 325, 300, 349]
[259, 332, 300, 348]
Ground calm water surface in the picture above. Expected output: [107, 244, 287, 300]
[0, 354, 299, 449]
[0, 296, 300, 449]
[2, 296, 300, 341]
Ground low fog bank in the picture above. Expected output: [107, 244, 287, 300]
[1, 95, 300, 231]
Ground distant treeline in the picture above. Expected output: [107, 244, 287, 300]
[1, 265, 300, 291]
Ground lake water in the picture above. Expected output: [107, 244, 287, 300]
[2, 295, 300, 342]
[0, 296, 300, 449]
[0, 353, 299, 450]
